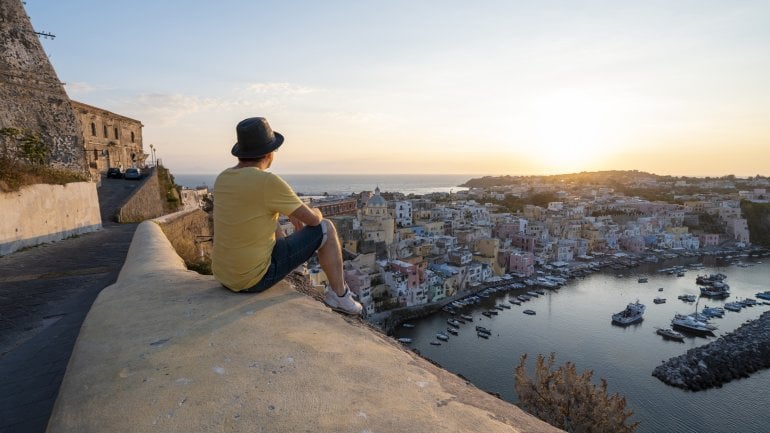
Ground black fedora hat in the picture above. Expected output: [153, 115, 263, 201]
[231, 117, 284, 158]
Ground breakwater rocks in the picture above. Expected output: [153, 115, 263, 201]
[652, 311, 770, 391]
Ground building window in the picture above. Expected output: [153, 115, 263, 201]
[114, 127, 119, 139]
[130, 131, 135, 142]
[90, 122, 96, 136]
[103, 125, 108, 138]
[93, 149, 98, 160]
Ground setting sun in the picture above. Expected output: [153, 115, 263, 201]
[528, 91, 618, 173]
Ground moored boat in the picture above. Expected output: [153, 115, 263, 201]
[475, 326, 492, 334]
[671, 314, 716, 336]
[523, 309, 536, 315]
[611, 300, 646, 326]
[702, 306, 725, 318]
[446, 327, 459, 335]
[436, 332, 450, 341]
[402, 323, 416, 328]
[756, 291, 770, 301]
[460, 314, 473, 321]
[677, 294, 696, 303]
[699, 286, 730, 298]
[397, 337, 412, 344]
[656, 328, 685, 341]
[654, 297, 666, 304]
[509, 299, 521, 305]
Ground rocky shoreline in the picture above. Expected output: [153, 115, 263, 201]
[652, 311, 770, 391]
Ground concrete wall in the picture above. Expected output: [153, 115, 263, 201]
[116, 169, 164, 223]
[47, 221, 564, 433]
[0, 182, 101, 256]
[0, 0, 87, 173]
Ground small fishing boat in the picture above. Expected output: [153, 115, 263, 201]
[656, 328, 685, 341]
[475, 326, 492, 334]
[611, 300, 646, 326]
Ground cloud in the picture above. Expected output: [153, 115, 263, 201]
[122, 93, 226, 125]
[326, 111, 385, 124]
[247, 82, 317, 95]
[64, 81, 97, 95]
[119, 82, 320, 125]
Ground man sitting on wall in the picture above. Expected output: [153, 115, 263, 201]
[211, 117, 362, 315]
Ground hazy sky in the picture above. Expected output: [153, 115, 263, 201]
[27, 1, 770, 176]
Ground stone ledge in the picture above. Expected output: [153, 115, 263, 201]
[47, 221, 562, 433]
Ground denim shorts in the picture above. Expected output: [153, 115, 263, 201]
[242, 222, 326, 293]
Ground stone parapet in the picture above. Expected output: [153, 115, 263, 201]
[47, 220, 563, 433]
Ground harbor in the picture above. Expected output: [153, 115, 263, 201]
[393, 255, 770, 433]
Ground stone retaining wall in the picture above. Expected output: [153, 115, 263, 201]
[0, 182, 101, 256]
[155, 208, 212, 268]
[116, 169, 164, 223]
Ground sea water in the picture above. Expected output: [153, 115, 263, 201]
[394, 257, 770, 433]
[174, 173, 475, 196]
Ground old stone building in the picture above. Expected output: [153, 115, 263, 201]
[0, 0, 86, 173]
[70, 100, 145, 178]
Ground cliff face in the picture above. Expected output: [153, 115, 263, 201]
[0, 0, 86, 172]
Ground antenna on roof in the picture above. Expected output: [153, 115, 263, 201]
[35, 30, 56, 40]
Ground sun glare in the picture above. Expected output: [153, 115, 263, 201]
[529, 91, 617, 173]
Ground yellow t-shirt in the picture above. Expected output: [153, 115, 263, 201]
[212, 167, 303, 291]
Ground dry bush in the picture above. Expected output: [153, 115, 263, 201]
[0, 157, 87, 192]
[514, 353, 639, 433]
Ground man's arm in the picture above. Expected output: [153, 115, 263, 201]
[288, 204, 323, 228]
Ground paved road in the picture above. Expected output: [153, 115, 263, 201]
[0, 177, 141, 433]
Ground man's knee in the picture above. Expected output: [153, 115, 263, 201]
[319, 219, 335, 248]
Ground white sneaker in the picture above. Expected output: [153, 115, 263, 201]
[324, 287, 363, 315]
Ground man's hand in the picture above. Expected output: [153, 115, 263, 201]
[289, 204, 324, 227]
[289, 215, 304, 232]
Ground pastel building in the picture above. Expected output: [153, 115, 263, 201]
[508, 251, 536, 277]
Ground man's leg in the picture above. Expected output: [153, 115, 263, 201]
[317, 219, 362, 315]
[316, 219, 345, 295]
